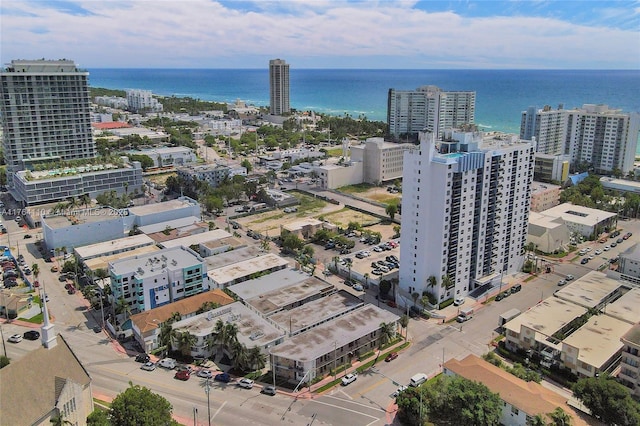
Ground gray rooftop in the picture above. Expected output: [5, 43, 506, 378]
[204, 246, 263, 270]
[245, 275, 336, 316]
[620, 243, 640, 261]
[562, 315, 629, 369]
[171, 301, 285, 348]
[74, 234, 155, 259]
[269, 291, 363, 335]
[269, 305, 399, 362]
[159, 229, 232, 249]
[227, 268, 310, 301]
[207, 253, 289, 286]
[554, 271, 622, 309]
[138, 216, 202, 234]
[505, 297, 587, 341]
[128, 197, 198, 217]
[44, 207, 124, 229]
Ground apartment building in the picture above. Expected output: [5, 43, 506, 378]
[530, 182, 561, 212]
[387, 85, 475, 141]
[125, 89, 163, 113]
[399, 130, 533, 304]
[350, 137, 416, 184]
[109, 246, 208, 314]
[176, 163, 246, 188]
[0, 60, 96, 187]
[521, 104, 640, 174]
[269, 59, 290, 115]
[619, 324, 640, 398]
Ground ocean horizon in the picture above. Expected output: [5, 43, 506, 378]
[88, 68, 640, 150]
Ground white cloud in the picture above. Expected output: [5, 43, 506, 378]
[0, 0, 637, 68]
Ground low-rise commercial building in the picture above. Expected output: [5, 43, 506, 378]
[170, 301, 286, 359]
[530, 182, 561, 212]
[74, 234, 156, 261]
[177, 163, 246, 188]
[281, 218, 330, 240]
[130, 289, 234, 353]
[314, 162, 363, 190]
[126, 146, 196, 168]
[527, 212, 571, 254]
[127, 196, 200, 228]
[109, 246, 208, 314]
[206, 253, 289, 288]
[537, 203, 617, 239]
[157, 229, 232, 250]
[269, 305, 399, 385]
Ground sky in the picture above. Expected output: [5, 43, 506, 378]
[1, 0, 639, 69]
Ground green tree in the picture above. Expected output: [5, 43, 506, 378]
[385, 203, 398, 220]
[109, 382, 180, 426]
[240, 159, 253, 173]
[378, 322, 395, 348]
[172, 330, 197, 357]
[86, 409, 110, 426]
[547, 407, 572, 425]
[528, 414, 547, 426]
[158, 312, 182, 350]
[280, 232, 305, 254]
[246, 346, 267, 372]
[573, 375, 640, 426]
[379, 280, 391, 298]
[399, 315, 409, 340]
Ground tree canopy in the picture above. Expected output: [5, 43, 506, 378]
[108, 382, 180, 426]
[573, 376, 640, 426]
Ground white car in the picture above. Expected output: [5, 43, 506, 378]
[63, 253, 73, 260]
[352, 284, 364, 291]
[594, 249, 602, 255]
[604, 246, 611, 251]
[141, 362, 156, 371]
[238, 378, 254, 389]
[392, 385, 408, 397]
[197, 369, 213, 379]
[8, 334, 22, 343]
[341, 373, 358, 386]
[454, 297, 465, 306]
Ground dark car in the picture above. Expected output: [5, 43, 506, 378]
[510, 284, 522, 293]
[495, 293, 505, 301]
[617, 238, 624, 244]
[385, 352, 399, 362]
[23, 234, 32, 239]
[261, 385, 277, 396]
[581, 258, 589, 264]
[214, 372, 231, 383]
[23, 330, 40, 340]
[135, 353, 150, 363]
[93, 326, 102, 333]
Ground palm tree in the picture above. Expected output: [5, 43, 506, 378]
[173, 330, 197, 357]
[412, 292, 419, 307]
[332, 256, 340, 272]
[528, 414, 546, 426]
[94, 268, 108, 287]
[31, 263, 40, 282]
[79, 193, 91, 208]
[427, 275, 437, 289]
[441, 275, 453, 289]
[231, 341, 249, 371]
[399, 315, 409, 341]
[547, 407, 572, 426]
[246, 346, 267, 372]
[363, 272, 370, 289]
[378, 322, 395, 348]
[225, 323, 239, 346]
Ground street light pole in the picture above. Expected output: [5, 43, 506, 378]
[204, 378, 211, 426]
[333, 341, 337, 381]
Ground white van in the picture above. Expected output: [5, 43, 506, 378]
[158, 358, 176, 369]
[409, 373, 428, 387]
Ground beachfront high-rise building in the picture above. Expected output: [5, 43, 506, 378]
[521, 104, 640, 175]
[387, 85, 475, 142]
[269, 59, 290, 115]
[0, 59, 96, 187]
[398, 130, 533, 305]
[126, 89, 163, 113]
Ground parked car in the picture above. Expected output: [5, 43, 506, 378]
[158, 358, 176, 369]
[510, 284, 522, 293]
[565, 275, 575, 281]
[385, 352, 399, 362]
[352, 284, 364, 292]
[392, 385, 408, 397]
[141, 362, 156, 371]
[495, 293, 505, 301]
[611, 242, 618, 248]
[624, 232, 633, 240]
[558, 279, 567, 286]
[175, 370, 191, 381]
[197, 369, 214, 379]
[23, 330, 40, 340]
[8, 334, 22, 343]
[238, 378, 254, 389]
[214, 372, 231, 383]
[580, 258, 589, 264]
[135, 353, 150, 363]
[453, 297, 465, 306]
[261, 385, 277, 396]
[341, 373, 357, 386]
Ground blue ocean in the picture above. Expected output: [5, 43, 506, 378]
[88, 68, 640, 146]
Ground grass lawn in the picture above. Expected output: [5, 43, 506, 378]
[146, 172, 175, 186]
[19, 313, 43, 324]
[325, 148, 345, 157]
[320, 207, 379, 227]
[290, 192, 328, 213]
[337, 183, 376, 194]
[368, 192, 401, 204]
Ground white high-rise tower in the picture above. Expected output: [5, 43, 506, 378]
[269, 59, 290, 116]
[398, 130, 534, 305]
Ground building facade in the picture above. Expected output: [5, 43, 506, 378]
[1, 60, 96, 187]
[399, 130, 533, 304]
[619, 324, 640, 399]
[521, 104, 640, 174]
[125, 89, 163, 112]
[176, 163, 246, 188]
[109, 246, 208, 314]
[387, 85, 475, 141]
[350, 137, 416, 184]
[269, 59, 290, 115]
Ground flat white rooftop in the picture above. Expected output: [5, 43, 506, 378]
[128, 197, 198, 217]
[207, 253, 289, 286]
[110, 246, 202, 277]
[540, 203, 617, 227]
[269, 305, 399, 362]
[84, 245, 161, 272]
[244, 276, 335, 316]
[44, 207, 124, 229]
[159, 229, 232, 250]
[282, 218, 324, 232]
[227, 269, 310, 301]
[138, 216, 202, 234]
[74, 234, 155, 260]
[269, 291, 363, 335]
[603, 288, 640, 325]
[171, 301, 284, 348]
[203, 246, 263, 270]
[563, 314, 629, 368]
[554, 271, 622, 309]
[505, 297, 587, 341]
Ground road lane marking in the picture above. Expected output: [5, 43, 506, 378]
[322, 395, 387, 412]
[352, 377, 388, 398]
[308, 399, 379, 421]
[211, 401, 226, 422]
